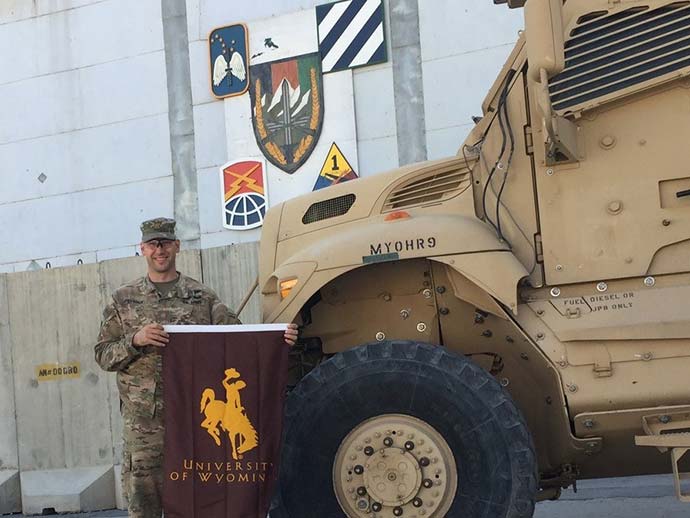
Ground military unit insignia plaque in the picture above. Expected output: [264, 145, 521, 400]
[209, 7, 384, 227]
[209, 24, 249, 99]
[249, 53, 325, 174]
[313, 142, 359, 190]
[220, 159, 268, 230]
[316, 0, 387, 74]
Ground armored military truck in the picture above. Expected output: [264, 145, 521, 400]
[259, 0, 690, 516]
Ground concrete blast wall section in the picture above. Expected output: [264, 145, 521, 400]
[0, 243, 260, 514]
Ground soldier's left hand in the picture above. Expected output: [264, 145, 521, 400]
[284, 323, 298, 346]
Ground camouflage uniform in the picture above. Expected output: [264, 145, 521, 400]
[95, 273, 240, 518]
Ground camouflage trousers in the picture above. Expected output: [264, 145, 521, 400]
[122, 407, 164, 518]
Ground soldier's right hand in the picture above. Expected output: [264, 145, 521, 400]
[132, 323, 169, 347]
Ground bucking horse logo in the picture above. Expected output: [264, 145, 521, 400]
[200, 368, 258, 460]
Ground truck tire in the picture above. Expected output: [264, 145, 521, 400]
[272, 340, 538, 518]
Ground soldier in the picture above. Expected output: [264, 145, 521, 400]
[94, 217, 297, 518]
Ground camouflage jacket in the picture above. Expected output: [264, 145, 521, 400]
[94, 274, 240, 418]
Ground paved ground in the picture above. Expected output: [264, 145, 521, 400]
[9, 475, 686, 517]
[535, 496, 686, 517]
[8, 499, 687, 517]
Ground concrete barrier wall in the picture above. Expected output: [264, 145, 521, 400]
[0, 273, 18, 467]
[0, 273, 21, 512]
[8, 264, 112, 471]
[201, 242, 261, 324]
[0, 243, 256, 512]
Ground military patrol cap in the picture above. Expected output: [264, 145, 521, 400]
[140, 217, 177, 242]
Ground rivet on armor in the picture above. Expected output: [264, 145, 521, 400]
[599, 135, 616, 149]
[607, 200, 623, 215]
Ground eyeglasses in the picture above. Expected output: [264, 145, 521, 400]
[143, 239, 176, 250]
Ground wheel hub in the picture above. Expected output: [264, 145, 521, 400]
[333, 414, 457, 518]
[364, 447, 422, 506]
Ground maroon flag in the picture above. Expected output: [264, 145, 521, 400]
[162, 324, 288, 518]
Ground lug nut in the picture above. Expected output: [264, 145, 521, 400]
[393, 506, 404, 516]
[419, 457, 430, 467]
[364, 446, 375, 456]
[422, 479, 433, 488]
[383, 437, 394, 447]
[356, 486, 367, 496]
[404, 441, 415, 451]
[413, 497, 423, 507]
[371, 502, 382, 512]
[354, 465, 364, 475]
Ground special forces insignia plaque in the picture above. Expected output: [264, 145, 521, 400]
[249, 53, 325, 174]
[209, 24, 249, 99]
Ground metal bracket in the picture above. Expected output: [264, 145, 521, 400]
[592, 346, 612, 378]
[545, 116, 580, 166]
[534, 234, 544, 263]
[635, 411, 690, 502]
[672, 448, 690, 503]
[524, 125, 534, 155]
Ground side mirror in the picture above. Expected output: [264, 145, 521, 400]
[525, 0, 565, 82]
